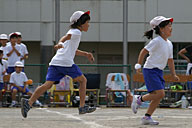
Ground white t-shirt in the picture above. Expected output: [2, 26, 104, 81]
[6, 44, 21, 67]
[144, 36, 173, 70]
[49, 29, 82, 67]
[10, 71, 28, 87]
[0, 45, 8, 59]
[0, 60, 7, 82]
[19, 43, 28, 64]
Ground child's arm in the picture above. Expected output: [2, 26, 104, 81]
[13, 46, 21, 56]
[7, 47, 15, 57]
[76, 50, 94, 63]
[178, 48, 190, 63]
[135, 48, 149, 73]
[167, 58, 180, 81]
[54, 34, 72, 50]
[23, 82, 27, 93]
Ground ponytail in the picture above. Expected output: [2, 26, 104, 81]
[144, 29, 153, 39]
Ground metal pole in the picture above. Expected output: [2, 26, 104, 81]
[55, 0, 60, 44]
[123, 0, 128, 73]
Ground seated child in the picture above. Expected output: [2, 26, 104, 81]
[10, 61, 42, 107]
[0, 49, 7, 106]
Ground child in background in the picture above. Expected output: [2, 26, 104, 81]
[10, 61, 42, 107]
[0, 34, 8, 70]
[0, 50, 7, 106]
[6, 33, 21, 74]
[132, 16, 179, 125]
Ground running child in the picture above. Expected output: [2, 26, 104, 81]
[21, 10, 96, 118]
[132, 16, 179, 125]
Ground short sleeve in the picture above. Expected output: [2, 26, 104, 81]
[67, 29, 81, 36]
[144, 39, 159, 52]
[9, 74, 14, 83]
[23, 73, 28, 82]
[169, 43, 173, 58]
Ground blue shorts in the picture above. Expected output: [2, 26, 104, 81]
[0, 83, 3, 90]
[143, 68, 165, 93]
[11, 86, 30, 94]
[7, 67, 15, 74]
[46, 64, 83, 84]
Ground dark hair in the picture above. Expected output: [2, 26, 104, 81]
[144, 20, 172, 39]
[10, 33, 18, 39]
[0, 50, 3, 65]
[70, 14, 90, 29]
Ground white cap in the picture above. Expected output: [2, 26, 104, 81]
[0, 34, 8, 40]
[150, 16, 173, 28]
[15, 32, 22, 36]
[14, 61, 24, 67]
[70, 10, 90, 23]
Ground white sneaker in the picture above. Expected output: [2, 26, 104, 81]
[131, 95, 142, 114]
[141, 116, 159, 125]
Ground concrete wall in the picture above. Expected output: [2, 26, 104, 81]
[1, 0, 192, 43]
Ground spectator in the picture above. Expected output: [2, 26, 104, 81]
[0, 34, 8, 70]
[0, 50, 7, 106]
[15, 32, 29, 65]
[10, 61, 42, 107]
[178, 45, 192, 75]
[6, 33, 21, 74]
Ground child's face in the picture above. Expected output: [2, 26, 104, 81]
[10, 37, 18, 44]
[160, 22, 172, 37]
[15, 67, 23, 73]
[0, 39, 8, 46]
[17, 37, 22, 44]
[81, 20, 90, 32]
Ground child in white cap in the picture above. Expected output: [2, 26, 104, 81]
[21, 10, 95, 118]
[132, 16, 179, 125]
[10, 61, 42, 107]
[15, 32, 29, 65]
[6, 33, 22, 74]
[0, 34, 8, 69]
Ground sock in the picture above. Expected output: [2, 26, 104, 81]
[145, 113, 151, 117]
[140, 96, 144, 102]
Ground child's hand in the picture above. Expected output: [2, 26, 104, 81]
[54, 44, 63, 50]
[136, 68, 142, 74]
[173, 74, 180, 81]
[87, 52, 94, 63]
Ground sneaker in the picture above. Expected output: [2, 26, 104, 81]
[141, 116, 159, 125]
[9, 103, 16, 107]
[21, 98, 31, 118]
[131, 95, 142, 114]
[79, 105, 96, 114]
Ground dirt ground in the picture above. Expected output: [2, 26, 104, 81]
[0, 107, 192, 128]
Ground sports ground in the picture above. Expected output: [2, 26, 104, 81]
[1, 107, 192, 128]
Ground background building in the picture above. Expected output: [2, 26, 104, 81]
[1, 0, 192, 94]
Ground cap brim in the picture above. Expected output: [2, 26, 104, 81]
[84, 11, 90, 15]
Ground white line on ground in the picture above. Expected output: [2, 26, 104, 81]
[36, 108, 111, 128]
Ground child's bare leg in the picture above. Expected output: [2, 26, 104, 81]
[142, 90, 165, 101]
[146, 99, 161, 115]
[12, 89, 17, 101]
[142, 90, 165, 115]
[73, 75, 87, 107]
[28, 81, 54, 106]
[0, 91, 2, 101]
